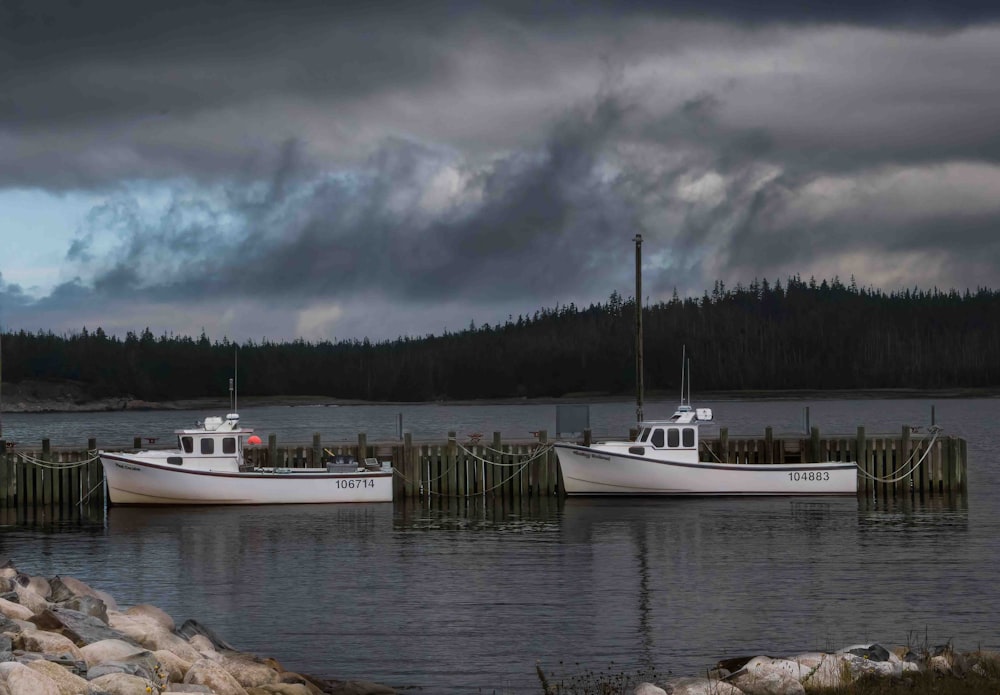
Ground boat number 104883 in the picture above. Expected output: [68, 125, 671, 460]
[336, 479, 376, 489]
[788, 471, 830, 482]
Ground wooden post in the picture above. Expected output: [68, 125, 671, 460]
[133, 436, 142, 449]
[445, 431, 457, 497]
[583, 428, 592, 446]
[40, 439, 52, 508]
[764, 427, 773, 464]
[420, 443, 430, 497]
[398, 433, 411, 499]
[268, 434, 277, 469]
[720, 427, 729, 463]
[469, 443, 482, 496]
[358, 433, 368, 463]
[312, 433, 322, 466]
[810, 427, 821, 463]
[958, 438, 967, 491]
[455, 434, 467, 497]
[488, 432, 501, 498]
[856, 426, 868, 496]
[538, 429, 549, 496]
[901, 425, 912, 493]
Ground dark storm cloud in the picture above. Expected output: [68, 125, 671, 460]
[4, 0, 1000, 341]
[66, 94, 643, 305]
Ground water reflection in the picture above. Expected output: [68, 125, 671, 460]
[0, 489, 991, 694]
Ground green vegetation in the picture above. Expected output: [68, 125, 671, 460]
[4, 276, 1000, 402]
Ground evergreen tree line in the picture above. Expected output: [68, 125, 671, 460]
[3, 275, 1000, 402]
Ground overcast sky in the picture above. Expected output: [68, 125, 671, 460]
[2, 0, 999, 343]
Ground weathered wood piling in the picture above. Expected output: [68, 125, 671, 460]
[0, 426, 968, 513]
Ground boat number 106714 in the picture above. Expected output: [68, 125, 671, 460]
[788, 471, 831, 482]
[336, 479, 376, 489]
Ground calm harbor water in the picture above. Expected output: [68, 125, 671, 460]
[0, 396, 996, 693]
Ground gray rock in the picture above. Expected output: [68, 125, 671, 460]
[177, 619, 236, 652]
[846, 644, 892, 662]
[28, 606, 134, 647]
[86, 651, 163, 685]
[0, 615, 21, 634]
[59, 595, 110, 623]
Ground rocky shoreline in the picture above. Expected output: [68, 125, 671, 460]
[0, 560, 395, 694]
[3, 558, 999, 695]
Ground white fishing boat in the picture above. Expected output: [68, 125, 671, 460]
[554, 236, 857, 496]
[553, 404, 858, 496]
[99, 413, 393, 505]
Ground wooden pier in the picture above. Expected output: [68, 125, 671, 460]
[0, 426, 967, 514]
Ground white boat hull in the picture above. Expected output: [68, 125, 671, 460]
[100, 453, 393, 505]
[554, 444, 857, 496]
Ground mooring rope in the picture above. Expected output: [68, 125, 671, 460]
[856, 426, 942, 483]
[454, 441, 554, 466]
[394, 459, 534, 497]
[700, 441, 725, 463]
[16, 451, 102, 468]
[77, 478, 106, 507]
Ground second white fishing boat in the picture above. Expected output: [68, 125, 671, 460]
[553, 403, 858, 496]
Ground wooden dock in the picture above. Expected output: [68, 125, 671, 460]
[0, 426, 967, 514]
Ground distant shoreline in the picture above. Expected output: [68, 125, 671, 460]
[1, 380, 998, 414]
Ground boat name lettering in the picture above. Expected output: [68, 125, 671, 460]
[336, 479, 375, 489]
[115, 462, 141, 472]
[788, 471, 830, 482]
[584, 452, 611, 461]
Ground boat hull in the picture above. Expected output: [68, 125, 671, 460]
[100, 453, 393, 505]
[554, 444, 857, 496]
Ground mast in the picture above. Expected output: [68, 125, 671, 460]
[229, 348, 238, 414]
[634, 233, 644, 425]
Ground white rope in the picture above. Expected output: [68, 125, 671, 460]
[455, 441, 554, 467]
[77, 478, 106, 507]
[423, 460, 533, 497]
[17, 451, 101, 468]
[857, 426, 942, 483]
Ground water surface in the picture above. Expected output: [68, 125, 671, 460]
[0, 397, 995, 693]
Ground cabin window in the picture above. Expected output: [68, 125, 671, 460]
[181, 436, 194, 453]
[222, 437, 237, 454]
[683, 428, 695, 447]
[650, 428, 664, 447]
[201, 438, 214, 455]
[667, 428, 679, 448]
[638, 428, 650, 443]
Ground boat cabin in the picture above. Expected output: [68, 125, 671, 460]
[171, 413, 253, 469]
[629, 406, 713, 456]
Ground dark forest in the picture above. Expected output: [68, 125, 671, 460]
[3, 276, 999, 402]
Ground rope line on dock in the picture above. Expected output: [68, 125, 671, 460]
[77, 478, 105, 507]
[16, 451, 102, 468]
[856, 426, 942, 483]
[700, 442, 724, 463]
[454, 441, 554, 466]
[394, 459, 534, 497]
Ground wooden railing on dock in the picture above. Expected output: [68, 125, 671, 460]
[0, 438, 106, 522]
[0, 426, 967, 513]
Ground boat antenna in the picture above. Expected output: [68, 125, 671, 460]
[680, 344, 686, 406]
[687, 354, 692, 406]
[230, 348, 238, 414]
[634, 233, 644, 425]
